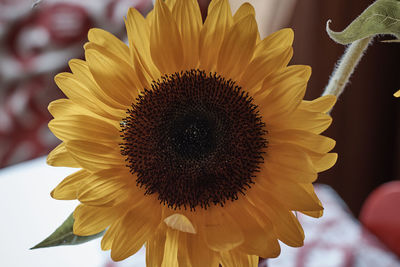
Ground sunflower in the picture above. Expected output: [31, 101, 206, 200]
[47, 0, 337, 266]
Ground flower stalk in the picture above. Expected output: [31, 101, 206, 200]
[322, 36, 373, 101]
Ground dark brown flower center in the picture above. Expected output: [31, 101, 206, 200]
[120, 70, 267, 210]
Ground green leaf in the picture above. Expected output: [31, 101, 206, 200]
[381, 38, 400, 42]
[327, 0, 400, 44]
[31, 213, 104, 249]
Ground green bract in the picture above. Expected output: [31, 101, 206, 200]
[31, 213, 104, 249]
[327, 0, 400, 44]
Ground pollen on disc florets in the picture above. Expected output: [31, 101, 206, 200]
[120, 69, 267, 210]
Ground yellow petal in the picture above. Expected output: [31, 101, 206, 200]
[126, 8, 160, 80]
[48, 99, 92, 118]
[266, 143, 316, 175]
[256, 180, 323, 212]
[146, 225, 166, 267]
[101, 218, 121, 251]
[202, 208, 244, 251]
[111, 200, 161, 261]
[248, 255, 259, 267]
[249, 192, 305, 247]
[241, 47, 292, 93]
[269, 108, 333, 134]
[219, 250, 239, 267]
[217, 14, 257, 79]
[300, 94, 337, 113]
[51, 169, 89, 199]
[164, 213, 196, 234]
[85, 42, 149, 92]
[90, 29, 154, 91]
[77, 169, 131, 206]
[186, 231, 220, 267]
[258, 66, 310, 121]
[207, 0, 222, 13]
[48, 115, 120, 143]
[150, 0, 183, 74]
[65, 140, 125, 172]
[68, 59, 128, 113]
[54, 72, 124, 120]
[269, 129, 336, 153]
[85, 48, 139, 107]
[172, 0, 202, 69]
[220, 250, 258, 267]
[233, 3, 259, 48]
[301, 210, 323, 218]
[165, 0, 177, 10]
[260, 160, 317, 184]
[269, 142, 337, 174]
[233, 3, 255, 22]
[53, 73, 95, 109]
[73, 204, 121, 236]
[47, 142, 79, 168]
[48, 97, 117, 130]
[299, 183, 324, 218]
[87, 28, 129, 61]
[254, 28, 294, 58]
[394, 89, 400, 97]
[199, 0, 233, 71]
[267, 208, 305, 247]
[176, 233, 191, 267]
[145, 8, 155, 26]
[265, 65, 311, 89]
[231, 200, 281, 258]
[161, 228, 179, 267]
[311, 152, 338, 172]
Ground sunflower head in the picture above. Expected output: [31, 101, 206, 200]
[120, 69, 267, 210]
[48, 0, 337, 265]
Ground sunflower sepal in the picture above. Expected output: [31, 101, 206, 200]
[31, 213, 104, 249]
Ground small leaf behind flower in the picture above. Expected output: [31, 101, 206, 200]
[327, 0, 400, 44]
[31, 213, 104, 249]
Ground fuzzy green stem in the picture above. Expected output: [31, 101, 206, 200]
[322, 37, 373, 100]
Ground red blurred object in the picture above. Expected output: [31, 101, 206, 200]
[359, 181, 400, 257]
[37, 3, 91, 45]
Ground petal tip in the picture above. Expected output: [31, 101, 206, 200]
[50, 189, 56, 198]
